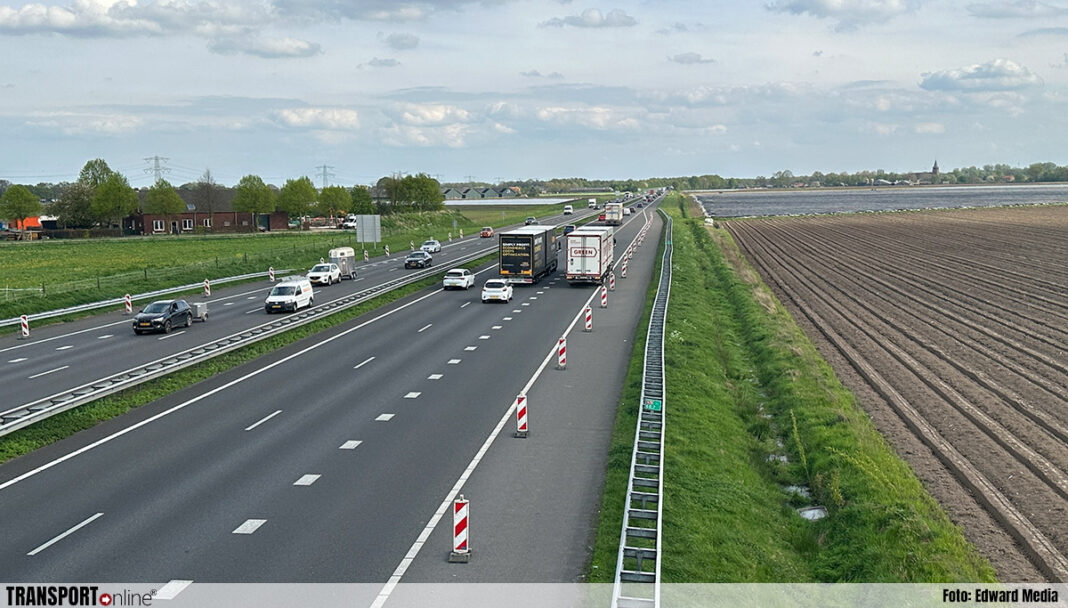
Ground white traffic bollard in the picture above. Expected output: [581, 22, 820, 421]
[124, 293, 132, 314]
[449, 495, 471, 562]
[269, 266, 275, 282]
[557, 337, 567, 369]
[514, 394, 529, 438]
[19, 315, 29, 340]
[584, 305, 592, 332]
[448, 232, 452, 242]
[459, 229, 463, 239]
[203, 279, 211, 297]
[601, 285, 608, 308]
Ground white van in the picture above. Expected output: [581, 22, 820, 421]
[264, 277, 314, 313]
[563, 205, 574, 215]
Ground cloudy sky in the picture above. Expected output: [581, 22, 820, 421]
[0, 0, 1066, 186]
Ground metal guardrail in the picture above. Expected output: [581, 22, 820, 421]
[0, 270, 294, 329]
[0, 248, 497, 437]
[613, 209, 672, 608]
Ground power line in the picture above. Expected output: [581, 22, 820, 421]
[144, 156, 171, 182]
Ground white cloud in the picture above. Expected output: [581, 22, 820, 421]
[920, 58, 1043, 91]
[367, 57, 401, 68]
[381, 123, 471, 147]
[383, 32, 419, 50]
[766, 0, 920, 29]
[0, 0, 161, 36]
[211, 36, 322, 58]
[669, 52, 715, 65]
[26, 110, 144, 135]
[967, 1, 1068, 18]
[520, 69, 565, 79]
[862, 121, 899, 135]
[540, 8, 637, 28]
[273, 107, 360, 129]
[397, 103, 470, 126]
[535, 105, 640, 131]
[914, 122, 945, 133]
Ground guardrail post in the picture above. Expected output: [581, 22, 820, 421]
[514, 394, 528, 438]
[449, 495, 471, 562]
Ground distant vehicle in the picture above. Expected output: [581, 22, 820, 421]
[306, 263, 341, 285]
[598, 213, 606, 222]
[405, 251, 433, 268]
[562, 224, 577, 235]
[604, 202, 624, 226]
[133, 299, 193, 334]
[265, 278, 314, 313]
[524, 216, 536, 225]
[421, 239, 442, 253]
[588, 198, 597, 208]
[563, 205, 573, 215]
[341, 219, 358, 229]
[636, 202, 643, 208]
[329, 247, 358, 280]
[623, 207, 632, 216]
[443, 268, 475, 290]
[481, 279, 513, 303]
[499, 225, 558, 284]
[480, 226, 494, 238]
[566, 226, 614, 284]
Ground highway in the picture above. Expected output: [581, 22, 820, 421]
[0, 201, 664, 592]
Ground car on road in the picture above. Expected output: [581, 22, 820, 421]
[524, 216, 536, 225]
[265, 278, 314, 313]
[481, 278, 513, 303]
[480, 226, 494, 238]
[306, 263, 342, 285]
[636, 202, 643, 208]
[563, 205, 573, 215]
[443, 268, 475, 290]
[562, 224, 577, 235]
[405, 251, 433, 268]
[623, 207, 632, 215]
[421, 239, 442, 253]
[133, 299, 193, 334]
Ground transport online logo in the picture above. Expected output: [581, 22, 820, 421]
[5, 586, 156, 607]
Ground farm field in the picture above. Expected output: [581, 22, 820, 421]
[726, 205, 1068, 581]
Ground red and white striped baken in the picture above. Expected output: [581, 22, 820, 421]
[203, 279, 211, 297]
[384, 245, 390, 257]
[622, 260, 628, 278]
[584, 305, 592, 332]
[449, 495, 471, 562]
[269, 266, 275, 282]
[557, 336, 567, 369]
[124, 293, 132, 314]
[609, 272, 616, 291]
[515, 393, 529, 438]
[600, 285, 608, 309]
[19, 315, 29, 339]
[410, 240, 415, 251]
[364, 250, 370, 262]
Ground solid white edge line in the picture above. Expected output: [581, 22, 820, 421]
[244, 409, 282, 431]
[28, 366, 69, 379]
[27, 512, 103, 556]
[0, 286, 450, 494]
[155, 579, 193, 601]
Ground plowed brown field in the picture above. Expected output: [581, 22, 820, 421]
[726, 205, 1068, 582]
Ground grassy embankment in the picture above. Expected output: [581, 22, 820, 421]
[588, 193, 995, 582]
[0, 202, 573, 322]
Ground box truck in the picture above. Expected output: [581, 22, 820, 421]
[499, 225, 558, 284]
[566, 226, 614, 284]
[603, 202, 624, 226]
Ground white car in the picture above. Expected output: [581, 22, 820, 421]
[481, 278, 513, 303]
[421, 239, 442, 253]
[306, 263, 341, 285]
[443, 268, 475, 290]
[563, 205, 573, 215]
[623, 207, 632, 215]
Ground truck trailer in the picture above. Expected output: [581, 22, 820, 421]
[603, 202, 623, 226]
[499, 225, 559, 284]
[566, 226, 614, 284]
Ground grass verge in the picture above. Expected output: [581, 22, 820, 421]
[0, 254, 494, 465]
[587, 193, 995, 582]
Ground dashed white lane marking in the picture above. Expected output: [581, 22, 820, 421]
[232, 519, 266, 534]
[245, 309, 259, 314]
[355, 277, 365, 282]
[247, 297, 256, 300]
[224, 302, 234, 306]
[293, 474, 321, 486]
[536, 291, 544, 294]
[155, 580, 193, 600]
[521, 303, 530, 307]
[491, 325, 502, 330]
[389, 268, 399, 272]
[512, 309, 522, 313]
[460, 302, 471, 309]
[97, 335, 112, 340]
[55, 345, 73, 351]
[8, 357, 27, 363]
[464, 346, 477, 351]
[529, 297, 538, 300]
[478, 335, 490, 340]
[29, 366, 68, 379]
[27, 512, 103, 556]
[376, 414, 395, 421]
[502, 317, 512, 321]
[354, 356, 376, 369]
[404, 392, 421, 399]
[157, 331, 186, 340]
[447, 359, 461, 365]
[244, 410, 282, 431]
[340, 440, 362, 450]
[417, 324, 433, 333]
[427, 374, 443, 380]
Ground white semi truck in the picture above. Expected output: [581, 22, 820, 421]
[603, 202, 624, 226]
[565, 226, 614, 284]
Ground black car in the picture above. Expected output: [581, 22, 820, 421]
[404, 251, 433, 268]
[562, 224, 577, 235]
[133, 299, 193, 334]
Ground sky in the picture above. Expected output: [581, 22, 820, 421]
[0, 0, 1067, 187]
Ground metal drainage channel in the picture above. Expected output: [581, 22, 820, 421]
[0, 247, 495, 437]
[612, 210, 672, 608]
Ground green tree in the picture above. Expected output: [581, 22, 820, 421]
[143, 179, 186, 231]
[318, 185, 350, 219]
[90, 172, 138, 228]
[0, 184, 42, 229]
[193, 169, 221, 223]
[53, 181, 96, 228]
[350, 185, 375, 214]
[232, 174, 275, 231]
[277, 176, 317, 219]
[79, 158, 114, 188]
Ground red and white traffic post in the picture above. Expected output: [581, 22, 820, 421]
[600, 285, 608, 309]
[364, 250, 370, 263]
[459, 229, 463, 239]
[268, 266, 275, 282]
[18, 315, 29, 340]
[514, 393, 529, 438]
[203, 279, 211, 297]
[384, 245, 390, 257]
[123, 293, 132, 314]
[557, 336, 567, 369]
[622, 260, 628, 278]
[609, 272, 616, 291]
[410, 240, 415, 251]
[584, 305, 592, 332]
[448, 495, 471, 562]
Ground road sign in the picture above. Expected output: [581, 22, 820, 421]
[643, 398, 662, 412]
